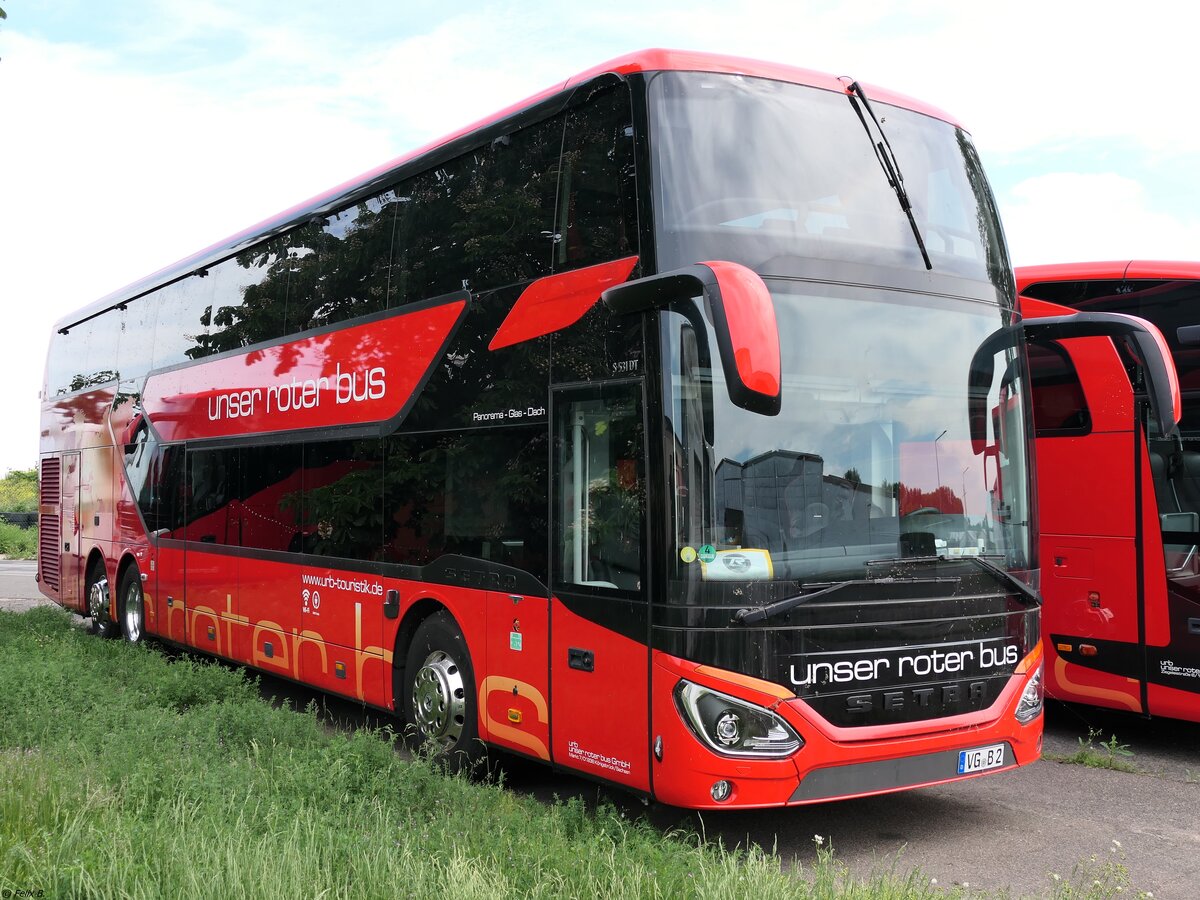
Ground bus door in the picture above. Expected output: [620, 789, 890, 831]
[1144, 415, 1200, 719]
[549, 380, 650, 791]
[60, 451, 82, 612]
[1029, 337, 1146, 712]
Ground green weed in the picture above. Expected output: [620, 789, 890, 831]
[0, 521, 36, 558]
[1046, 727, 1138, 774]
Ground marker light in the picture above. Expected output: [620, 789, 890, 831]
[674, 680, 802, 758]
[1015, 661, 1044, 724]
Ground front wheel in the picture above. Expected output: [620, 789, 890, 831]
[403, 611, 482, 771]
[119, 566, 147, 644]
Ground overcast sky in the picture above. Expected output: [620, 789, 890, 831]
[2, 0, 1198, 475]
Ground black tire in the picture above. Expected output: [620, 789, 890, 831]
[403, 611, 482, 771]
[118, 565, 147, 645]
[85, 561, 119, 639]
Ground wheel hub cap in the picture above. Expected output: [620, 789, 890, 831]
[88, 578, 110, 622]
[123, 581, 142, 642]
[411, 650, 465, 747]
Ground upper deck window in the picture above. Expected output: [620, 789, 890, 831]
[648, 71, 1008, 289]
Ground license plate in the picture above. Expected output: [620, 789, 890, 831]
[957, 743, 1006, 774]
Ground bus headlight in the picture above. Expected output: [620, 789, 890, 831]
[674, 680, 802, 758]
[1015, 661, 1044, 724]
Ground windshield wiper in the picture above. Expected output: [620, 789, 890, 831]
[844, 80, 932, 271]
[865, 553, 1042, 606]
[733, 580, 858, 626]
[733, 571, 957, 626]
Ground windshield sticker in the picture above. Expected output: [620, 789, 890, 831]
[679, 546, 698, 564]
[700, 549, 773, 581]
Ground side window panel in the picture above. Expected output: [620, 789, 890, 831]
[239, 443, 304, 552]
[309, 193, 400, 328]
[554, 384, 645, 593]
[462, 119, 561, 289]
[394, 116, 561, 304]
[557, 81, 639, 271]
[144, 444, 186, 536]
[82, 311, 122, 389]
[57, 320, 94, 394]
[202, 237, 292, 353]
[184, 447, 239, 544]
[119, 298, 158, 383]
[153, 278, 215, 369]
[54, 314, 122, 394]
[300, 438, 384, 561]
[383, 427, 548, 578]
[198, 233, 299, 353]
[393, 162, 472, 304]
[1028, 341, 1091, 436]
[45, 329, 76, 397]
[382, 432, 446, 566]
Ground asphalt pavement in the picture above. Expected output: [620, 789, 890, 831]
[0, 558, 42, 610]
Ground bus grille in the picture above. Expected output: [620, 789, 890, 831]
[39, 457, 61, 592]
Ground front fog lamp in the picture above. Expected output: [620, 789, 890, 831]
[674, 680, 802, 758]
[1015, 661, 1044, 724]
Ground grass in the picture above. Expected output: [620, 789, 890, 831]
[0, 522, 36, 559]
[0, 607, 1148, 899]
[1046, 728, 1138, 774]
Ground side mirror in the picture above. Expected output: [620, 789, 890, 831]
[603, 261, 781, 415]
[968, 311, 1182, 452]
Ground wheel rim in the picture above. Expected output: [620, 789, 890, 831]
[123, 579, 143, 642]
[411, 650, 466, 748]
[88, 577, 110, 623]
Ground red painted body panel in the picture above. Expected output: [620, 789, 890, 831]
[1023, 291, 1142, 712]
[1019, 263, 1200, 722]
[1016, 260, 1200, 291]
[482, 590, 551, 760]
[141, 299, 466, 443]
[156, 544, 188, 644]
[489, 256, 638, 351]
[1036, 434, 1134, 539]
[650, 649, 1043, 809]
[550, 598, 649, 792]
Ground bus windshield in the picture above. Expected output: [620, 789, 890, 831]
[662, 283, 1033, 590]
[649, 70, 1008, 287]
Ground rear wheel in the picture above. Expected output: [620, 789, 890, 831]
[403, 611, 482, 771]
[119, 566, 146, 644]
[85, 562, 118, 639]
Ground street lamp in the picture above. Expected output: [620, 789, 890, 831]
[933, 429, 947, 488]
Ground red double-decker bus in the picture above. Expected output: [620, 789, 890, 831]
[1019, 261, 1198, 722]
[37, 51, 1177, 808]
